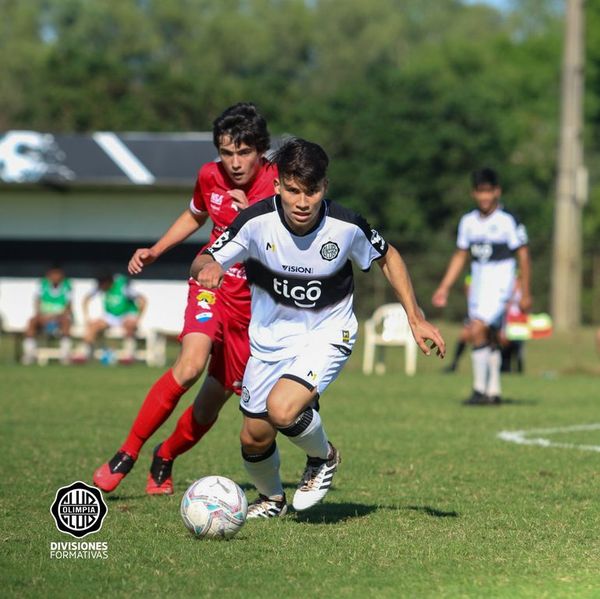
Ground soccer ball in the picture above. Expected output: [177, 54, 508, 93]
[180, 476, 248, 539]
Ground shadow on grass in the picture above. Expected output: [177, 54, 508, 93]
[237, 480, 299, 493]
[292, 501, 378, 524]
[105, 493, 169, 502]
[499, 397, 539, 406]
[405, 505, 459, 518]
[460, 396, 539, 407]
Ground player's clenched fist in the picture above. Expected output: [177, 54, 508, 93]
[193, 259, 224, 289]
[228, 189, 249, 212]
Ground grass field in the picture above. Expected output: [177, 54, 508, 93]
[1, 324, 600, 598]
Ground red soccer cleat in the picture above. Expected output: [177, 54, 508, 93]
[145, 472, 173, 495]
[145, 444, 174, 495]
[93, 451, 135, 493]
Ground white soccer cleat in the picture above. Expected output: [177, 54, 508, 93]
[292, 443, 341, 511]
[247, 494, 288, 519]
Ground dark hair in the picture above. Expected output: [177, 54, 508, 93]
[272, 137, 329, 194]
[96, 272, 114, 286]
[471, 167, 499, 188]
[212, 102, 270, 154]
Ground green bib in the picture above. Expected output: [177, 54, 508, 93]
[104, 275, 139, 316]
[39, 278, 72, 315]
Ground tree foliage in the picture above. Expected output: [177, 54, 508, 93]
[1, 0, 598, 317]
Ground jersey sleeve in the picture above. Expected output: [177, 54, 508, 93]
[456, 215, 470, 250]
[189, 170, 208, 215]
[350, 216, 389, 271]
[204, 217, 250, 270]
[507, 215, 528, 250]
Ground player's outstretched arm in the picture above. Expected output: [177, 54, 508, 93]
[431, 249, 468, 308]
[190, 254, 225, 289]
[378, 245, 446, 358]
[516, 245, 532, 313]
[128, 209, 209, 275]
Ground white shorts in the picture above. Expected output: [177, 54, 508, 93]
[240, 341, 353, 418]
[468, 264, 514, 328]
[468, 294, 507, 329]
[102, 312, 138, 328]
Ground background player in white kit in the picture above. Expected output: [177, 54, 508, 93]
[191, 138, 446, 517]
[432, 168, 531, 405]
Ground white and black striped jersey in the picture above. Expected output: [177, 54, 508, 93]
[205, 195, 388, 360]
[457, 206, 528, 307]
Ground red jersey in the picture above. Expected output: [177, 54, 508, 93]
[188, 159, 277, 311]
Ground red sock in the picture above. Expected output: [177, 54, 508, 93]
[120, 369, 187, 459]
[158, 405, 217, 460]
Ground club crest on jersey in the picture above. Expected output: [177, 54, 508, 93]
[342, 330, 350, 343]
[196, 290, 216, 310]
[320, 241, 339, 261]
[241, 386, 250, 404]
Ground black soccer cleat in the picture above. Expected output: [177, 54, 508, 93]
[247, 493, 288, 519]
[463, 390, 489, 406]
[146, 444, 174, 495]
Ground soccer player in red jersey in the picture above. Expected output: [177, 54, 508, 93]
[93, 103, 277, 494]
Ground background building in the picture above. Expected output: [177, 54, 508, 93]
[0, 131, 216, 279]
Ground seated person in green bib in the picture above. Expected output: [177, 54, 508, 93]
[80, 273, 147, 363]
[22, 265, 73, 365]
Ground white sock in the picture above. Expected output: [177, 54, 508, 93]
[23, 337, 37, 358]
[486, 348, 502, 397]
[471, 345, 491, 394]
[281, 408, 329, 460]
[123, 337, 136, 358]
[59, 337, 72, 361]
[81, 343, 92, 359]
[242, 443, 283, 498]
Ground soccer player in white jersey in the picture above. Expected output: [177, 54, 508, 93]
[191, 138, 446, 517]
[432, 168, 532, 405]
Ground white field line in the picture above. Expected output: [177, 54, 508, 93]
[497, 423, 600, 452]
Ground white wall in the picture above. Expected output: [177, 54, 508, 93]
[0, 190, 211, 242]
[0, 277, 188, 335]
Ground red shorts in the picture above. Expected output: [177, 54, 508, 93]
[181, 278, 250, 396]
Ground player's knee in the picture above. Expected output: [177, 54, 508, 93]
[123, 319, 137, 335]
[174, 349, 211, 386]
[266, 400, 299, 429]
[173, 360, 205, 387]
[240, 428, 272, 454]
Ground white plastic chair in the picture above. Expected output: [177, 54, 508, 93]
[362, 303, 418, 376]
